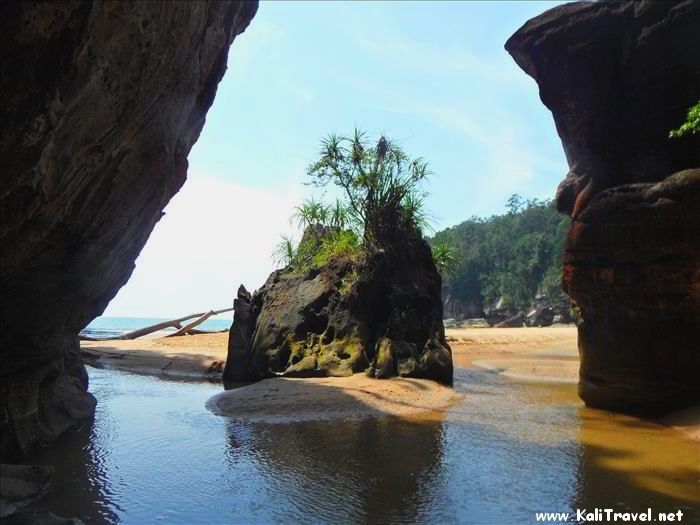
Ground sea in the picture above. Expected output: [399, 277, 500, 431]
[80, 316, 231, 339]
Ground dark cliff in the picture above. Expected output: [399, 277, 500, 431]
[506, 1, 700, 414]
[0, 1, 257, 458]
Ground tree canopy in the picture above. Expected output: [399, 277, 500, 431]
[307, 129, 430, 247]
[432, 196, 570, 312]
[273, 129, 433, 273]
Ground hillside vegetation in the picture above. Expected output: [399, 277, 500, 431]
[432, 195, 571, 322]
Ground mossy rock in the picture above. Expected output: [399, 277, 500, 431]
[224, 233, 453, 385]
[366, 337, 396, 379]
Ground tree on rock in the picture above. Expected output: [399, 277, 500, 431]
[669, 100, 700, 138]
[225, 129, 453, 385]
[307, 129, 430, 248]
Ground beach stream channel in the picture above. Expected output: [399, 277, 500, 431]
[19, 365, 699, 524]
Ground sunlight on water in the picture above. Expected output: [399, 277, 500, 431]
[577, 409, 699, 505]
[21, 367, 699, 524]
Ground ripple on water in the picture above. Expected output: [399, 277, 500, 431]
[19, 366, 700, 524]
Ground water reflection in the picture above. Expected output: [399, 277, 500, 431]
[224, 417, 446, 523]
[20, 391, 120, 523]
[574, 407, 700, 521]
[15, 366, 699, 524]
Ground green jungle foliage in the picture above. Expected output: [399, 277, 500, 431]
[669, 100, 700, 138]
[431, 195, 570, 311]
[273, 218, 364, 273]
[274, 130, 433, 273]
[307, 128, 430, 247]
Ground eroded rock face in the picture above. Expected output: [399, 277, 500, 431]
[0, 464, 54, 518]
[565, 170, 700, 413]
[224, 236, 453, 385]
[506, 0, 700, 218]
[1, 1, 257, 458]
[506, 1, 700, 414]
[223, 286, 256, 382]
[442, 293, 483, 321]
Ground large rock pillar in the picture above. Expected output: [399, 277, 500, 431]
[505, 1, 700, 414]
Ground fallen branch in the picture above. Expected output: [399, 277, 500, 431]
[79, 307, 233, 341]
[177, 328, 228, 335]
[166, 310, 216, 337]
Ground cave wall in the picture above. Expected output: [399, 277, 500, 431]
[506, 0, 700, 414]
[0, 1, 257, 458]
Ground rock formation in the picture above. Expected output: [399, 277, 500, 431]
[223, 285, 256, 382]
[0, 464, 53, 518]
[442, 292, 484, 321]
[0, 1, 257, 459]
[224, 235, 453, 385]
[524, 306, 554, 328]
[506, 1, 700, 414]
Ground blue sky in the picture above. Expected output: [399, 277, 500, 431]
[104, 0, 568, 318]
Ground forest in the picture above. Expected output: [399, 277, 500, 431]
[432, 195, 571, 319]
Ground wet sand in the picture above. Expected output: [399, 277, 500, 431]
[449, 326, 580, 383]
[82, 332, 229, 379]
[447, 325, 579, 369]
[449, 327, 699, 441]
[207, 375, 462, 422]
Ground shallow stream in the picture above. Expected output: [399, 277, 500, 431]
[22, 367, 699, 524]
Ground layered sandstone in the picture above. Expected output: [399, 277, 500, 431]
[0, 1, 257, 458]
[506, 1, 700, 414]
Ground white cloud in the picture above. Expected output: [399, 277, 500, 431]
[379, 101, 560, 188]
[353, 29, 527, 86]
[104, 172, 302, 318]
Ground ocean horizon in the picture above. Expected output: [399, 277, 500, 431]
[81, 315, 231, 339]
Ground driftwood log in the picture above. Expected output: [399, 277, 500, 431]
[79, 307, 233, 341]
[166, 310, 217, 337]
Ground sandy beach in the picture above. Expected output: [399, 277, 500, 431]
[82, 327, 580, 380]
[82, 332, 230, 380]
[81, 326, 699, 440]
[207, 375, 461, 422]
[446, 325, 578, 366]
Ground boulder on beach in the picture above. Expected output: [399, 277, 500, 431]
[224, 234, 453, 385]
[525, 307, 554, 327]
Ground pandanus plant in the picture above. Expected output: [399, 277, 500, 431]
[329, 199, 354, 230]
[307, 128, 431, 248]
[431, 241, 459, 276]
[273, 235, 297, 268]
[291, 198, 329, 229]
